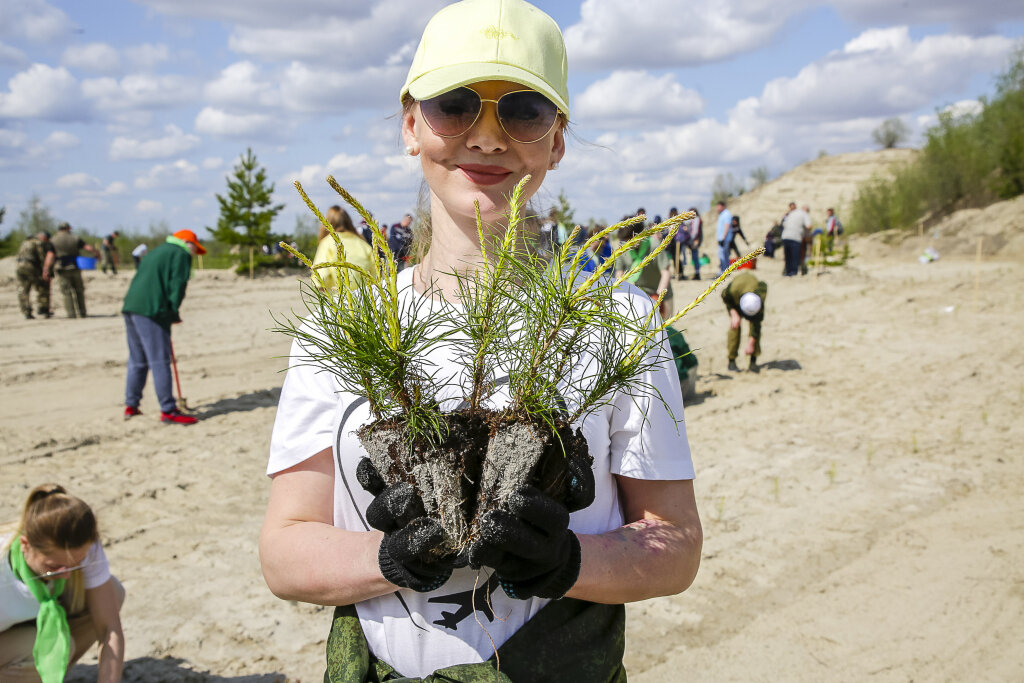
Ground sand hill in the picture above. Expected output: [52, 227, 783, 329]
[711, 148, 917, 238]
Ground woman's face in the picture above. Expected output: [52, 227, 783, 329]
[402, 80, 566, 226]
[20, 536, 90, 581]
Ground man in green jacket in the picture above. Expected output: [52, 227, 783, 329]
[121, 230, 206, 425]
[722, 271, 767, 372]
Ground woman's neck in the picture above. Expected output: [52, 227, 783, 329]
[416, 198, 505, 301]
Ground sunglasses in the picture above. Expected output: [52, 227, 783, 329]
[39, 563, 87, 579]
[419, 87, 561, 144]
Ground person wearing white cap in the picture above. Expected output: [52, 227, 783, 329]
[260, 0, 702, 679]
[722, 271, 768, 372]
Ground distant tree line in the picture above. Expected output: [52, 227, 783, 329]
[848, 45, 1024, 233]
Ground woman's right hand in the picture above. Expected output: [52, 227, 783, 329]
[356, 457, 458, 592]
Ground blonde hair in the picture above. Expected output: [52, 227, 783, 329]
[321, 205, 357, 241]
[4, 484, 99, 614]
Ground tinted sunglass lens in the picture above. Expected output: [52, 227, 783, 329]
[498, 91, 557, 142]
[420, 87, 481, 137]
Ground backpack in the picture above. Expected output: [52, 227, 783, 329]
[835, 218, 844, 235]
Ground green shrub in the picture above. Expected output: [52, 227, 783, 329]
[848, 45, 1024, 234]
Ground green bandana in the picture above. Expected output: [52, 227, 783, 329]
[9, 540, 71, 683]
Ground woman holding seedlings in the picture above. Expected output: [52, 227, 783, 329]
[261, 0, 702, 679]
[1, 484, 125, 682]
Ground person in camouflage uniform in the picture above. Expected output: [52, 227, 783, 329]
[722, 270, 768, 372]
[15, 231, 55, 319]
[50, 221, 98, 318]
[100, 230, 120, 275]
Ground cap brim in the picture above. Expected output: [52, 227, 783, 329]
[193, 243, 207, 255]
[406, 63, 569, 117]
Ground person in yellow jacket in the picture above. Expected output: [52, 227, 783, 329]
[312, 205, 376, 291]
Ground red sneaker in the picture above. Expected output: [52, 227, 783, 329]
[160, 409, 198, 426]
[124, 405, 143, 420]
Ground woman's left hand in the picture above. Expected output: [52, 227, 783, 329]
[469, 453, 594, 600]
[469, 486, 580, 600]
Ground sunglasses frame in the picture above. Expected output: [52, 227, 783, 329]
[419, 87, 562, 144]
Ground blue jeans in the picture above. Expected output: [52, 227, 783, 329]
[677, 243, 701, 277]
[718, 230, 735, 275]
[782, 239, 801, 276]
[124, 312, 177, 413]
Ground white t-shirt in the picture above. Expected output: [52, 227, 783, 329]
[267, 266, 695, 678]
[781, 209, 812, 242]
[0, 535, 111, 631]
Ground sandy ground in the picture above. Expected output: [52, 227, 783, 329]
[1, 238, 1022, 682]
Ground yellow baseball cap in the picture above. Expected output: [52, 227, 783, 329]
[401, 0, 570, 117]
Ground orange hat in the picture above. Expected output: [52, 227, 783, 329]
[173, 229, 206, 255]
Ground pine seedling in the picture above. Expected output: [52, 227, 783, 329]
[273, 178, 459, 448]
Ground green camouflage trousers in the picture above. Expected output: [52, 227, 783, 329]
[16, 264, 50, 316]
[728, 318, 762, 361]
[101, 249, 117, 274]
[324, 597, 627, 683]
[56, 268, 87, 318]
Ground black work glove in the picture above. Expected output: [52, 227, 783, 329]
[469, 453, 595, 601]
[356, 457, 456, 593]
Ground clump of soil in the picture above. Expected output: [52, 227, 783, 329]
[357, 409, 591, 553]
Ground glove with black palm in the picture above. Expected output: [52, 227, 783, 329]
[469, 452, 595, 600]
[357, 457, 459, 593]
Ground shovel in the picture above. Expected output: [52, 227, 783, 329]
[169, 339, 193, 413]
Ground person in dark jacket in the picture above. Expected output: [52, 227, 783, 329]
[121, 230, 205, 425]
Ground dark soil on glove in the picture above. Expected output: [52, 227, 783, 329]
[357, 408, 591, 551]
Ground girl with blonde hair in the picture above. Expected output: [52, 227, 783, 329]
[312, 204, 375, 291]
[1, 484, 124, 682]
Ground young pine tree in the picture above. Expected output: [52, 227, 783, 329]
[211, 148, 284, 277]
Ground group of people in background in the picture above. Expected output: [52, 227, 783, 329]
[16, 225, 140, 321]
[16, 222, 102, 320]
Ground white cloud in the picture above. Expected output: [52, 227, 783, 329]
[135, 159, 201, 190]
[201, 157, 223, 169]
[287, 151, 378, 189]
[0, 128, 28, 148]
[832, 0, 1024, 29]
[915, 99, 985, 133]
[133, 0, 371, 27]
[43, 130, 79, 149]
[82, 73, 197, 112]
[204, 61, 277, 109]
[278, 62, 404, 113]
[0, 63, 88, 121]
[109, 124, 201, 160]
[56, 172, 101, 189]
[105, 181, 128, 195]
[136, 199, 163, 213]
[123, 43, 170, 70]
[194, 106, 283, 138]
[0, 41, 27, 66]
[565, 0, 799, 69]
[62, 42, 120, 74]
[760, 28, 1015, 121]
[575, 70, 704, 128]
[944, 99, 984, 118]
[0, 0, 75, 43]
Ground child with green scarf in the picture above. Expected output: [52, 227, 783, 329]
[0, 484, 125, 682]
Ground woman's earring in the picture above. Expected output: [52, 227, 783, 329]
[404, 145, 418, 156]
[550, 162, 559, 170]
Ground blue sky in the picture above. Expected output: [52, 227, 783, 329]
[1, 0, 1022, 238]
